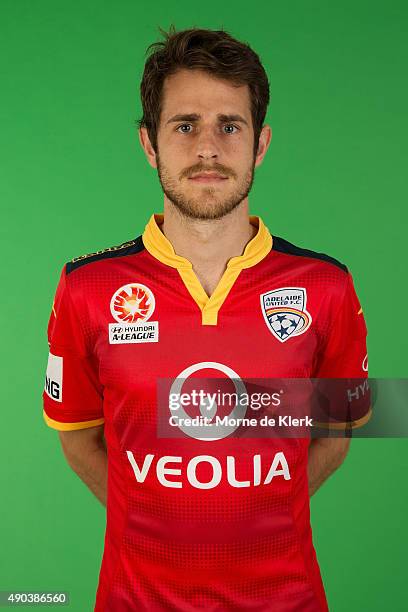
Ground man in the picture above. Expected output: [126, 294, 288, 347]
[43, 26, 370, 611]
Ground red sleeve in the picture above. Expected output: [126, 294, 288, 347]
[313, 271, 371, 430]
[42, 264, 105, 431]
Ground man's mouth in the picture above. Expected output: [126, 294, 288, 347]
[189, 172, 229, 183]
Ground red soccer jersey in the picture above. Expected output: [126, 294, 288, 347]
[43, 213, 370, 611]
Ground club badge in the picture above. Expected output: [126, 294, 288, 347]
[260, 287, 312, 343]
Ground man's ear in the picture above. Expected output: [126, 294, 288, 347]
[254, 124, 272, 169]
[138, 127, 158, 169]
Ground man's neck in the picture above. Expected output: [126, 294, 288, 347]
[160, 200, 257, 297]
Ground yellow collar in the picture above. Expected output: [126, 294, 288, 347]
[142, 213, 272, 325]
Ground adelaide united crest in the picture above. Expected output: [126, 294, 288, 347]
[260, 287, 312, 343]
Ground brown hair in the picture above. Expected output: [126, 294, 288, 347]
[136, 25, 270, 156]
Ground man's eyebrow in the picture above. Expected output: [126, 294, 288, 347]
[166, 113, 249, 126]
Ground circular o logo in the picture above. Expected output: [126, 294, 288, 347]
[110, 283, 155, 324]
[169, 361, 248, 441]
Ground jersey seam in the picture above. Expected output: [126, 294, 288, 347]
[289, 442, 324, 608]
[272, 238, 348, 273]
[276, 250, 348, 273]
[101, 431, 132, 611]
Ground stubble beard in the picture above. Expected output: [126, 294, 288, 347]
[155, 151, 257, 221]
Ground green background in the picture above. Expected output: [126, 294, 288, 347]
[1, 0, 407, 610]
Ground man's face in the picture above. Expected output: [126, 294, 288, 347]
[153, 68, 258, 221]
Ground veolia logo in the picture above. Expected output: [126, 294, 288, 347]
[126, 451, 291, 490]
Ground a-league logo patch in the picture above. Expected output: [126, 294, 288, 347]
[260, 287, 312, 343]
[108, 283, 159, 344]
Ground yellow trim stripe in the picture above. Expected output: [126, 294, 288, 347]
[142, 213, 272, 325]
[266, 307, 303, 316]
[43, 409, 105, 431]
[313, 406, 372, 430]
[358, 307, 363, 315]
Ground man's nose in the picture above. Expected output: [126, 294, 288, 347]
[196, 127, 220, 160]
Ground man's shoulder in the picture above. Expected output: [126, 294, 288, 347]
[65, 234, 145, 275]
[271, 234, 349, 274]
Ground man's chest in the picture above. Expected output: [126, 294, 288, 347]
[83, 264, 325, 406]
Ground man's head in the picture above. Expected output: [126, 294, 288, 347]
[138, 26, 272, 220]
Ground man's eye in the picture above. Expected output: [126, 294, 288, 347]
[223, 124, 239, 134]
[176, 124, 193, 133]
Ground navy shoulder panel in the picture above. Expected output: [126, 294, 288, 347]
[272, 235, 348, 273]
[66, 235, 145, 274]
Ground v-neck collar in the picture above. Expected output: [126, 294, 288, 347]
[142, 213, 272, 325]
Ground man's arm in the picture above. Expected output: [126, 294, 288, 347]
[307, 437, 351, 496]
[58, 425, 108, 507]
